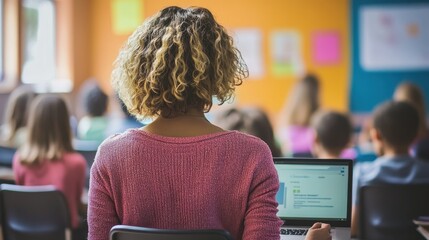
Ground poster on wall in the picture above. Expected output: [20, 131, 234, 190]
[312, 31, 341, 65]
[232, 29, 264, 79]
[111, 0, 144, 35]
[270, 31, 304, 77]
[360, 4, 429, 70]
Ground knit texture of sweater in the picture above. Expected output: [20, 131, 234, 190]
[88, 129, 283, 240]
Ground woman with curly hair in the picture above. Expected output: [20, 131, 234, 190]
[88, 6, 330, 240]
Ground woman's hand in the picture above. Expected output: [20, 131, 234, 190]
[305, 222, 331, 240]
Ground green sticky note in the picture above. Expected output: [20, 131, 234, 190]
[272, 63, 294, 76]
[112, 0, 144, 35]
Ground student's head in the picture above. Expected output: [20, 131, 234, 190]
[282, 73, 320, 126]
[19, 94, 73, 165]
[2, 85, 36, 143]
[112, 6, 248, 120]
[311, 110, 352, 158]
[115, 93, 135, 120]
[370, 101, 419, 156]
[214, 107, 282, 156]
[83, 83, 108, 117]
[393, 82, 427, 137]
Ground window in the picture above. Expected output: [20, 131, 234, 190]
[0, 0, 3, 81]
[21, 0, 56, 88]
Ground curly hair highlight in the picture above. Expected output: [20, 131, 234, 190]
[112, 6, 248, 119]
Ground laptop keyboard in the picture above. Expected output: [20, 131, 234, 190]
[280, 229, 308, 235]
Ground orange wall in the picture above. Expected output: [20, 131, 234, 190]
[89, 0, 350, 119]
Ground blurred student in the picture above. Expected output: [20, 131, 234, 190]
[88, 6, 330, 240]
[278, 73, 320, 156]
[0, 86, 36, 147]
[214, 107, 282, 157]
[12, 94, 86, 238]
[394, 82, 429, 160]
[311, 110, 353, 158]
[351, 101, 429, 236]
[105, 95, 144, 136]
[77, 82, 109, 142]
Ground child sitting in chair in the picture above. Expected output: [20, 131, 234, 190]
[351, 101, 429, 237]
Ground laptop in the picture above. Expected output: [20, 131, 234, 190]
[274, 158, 353, 240]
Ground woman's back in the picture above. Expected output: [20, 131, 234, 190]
[89, 6, 331, 240]
[89, 130, 281, 240]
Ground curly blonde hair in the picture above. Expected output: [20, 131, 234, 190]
[112, 6, 248, 119]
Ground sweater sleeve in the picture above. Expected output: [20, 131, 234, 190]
[242, 143, 283, 240]
[88, 145, 120, 240]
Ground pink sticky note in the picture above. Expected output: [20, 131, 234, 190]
[313, 32, 340, 64]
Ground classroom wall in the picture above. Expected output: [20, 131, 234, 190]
[350, 0, 429, 114]
[88, 0, 350, 123]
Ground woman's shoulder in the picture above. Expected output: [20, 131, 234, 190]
[98, 129, 141, 148]
[227, 130, 269, 146]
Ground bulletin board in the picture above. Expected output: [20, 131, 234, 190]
[96, 0, 351, 121]
[350, 0, 429, 114]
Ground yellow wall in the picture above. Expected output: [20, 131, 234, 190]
[89, 0, 350, 120]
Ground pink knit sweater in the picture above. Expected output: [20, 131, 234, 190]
[88, 130, 282, 240]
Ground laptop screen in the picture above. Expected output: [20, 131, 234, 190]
[274, 158, 353, 227]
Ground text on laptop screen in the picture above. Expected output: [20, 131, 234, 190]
[275, 164, 349, 221]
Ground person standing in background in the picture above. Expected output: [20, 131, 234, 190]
[277, 73, 320, 156]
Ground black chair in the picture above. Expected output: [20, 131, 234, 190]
[413, 137, 429, 161]
[74, 139, 98, 188]
[0, 145, 16, 167]
[0, 184, 72, 240]
[110, 225, 233, 240]
[76, 149, 97, 188]
[291, 152, 314, 158]
[359, 184, 429, 240]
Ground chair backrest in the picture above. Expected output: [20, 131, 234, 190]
[0, 184, 71, 240]
[291, 152, 313, 158]
[0, 145, 16, 168]
[413, 137, 429, 161]
[359, 184, 429, 240]
[110, 225, 234, 240]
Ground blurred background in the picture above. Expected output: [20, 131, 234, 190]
[0, 0, 428, 131]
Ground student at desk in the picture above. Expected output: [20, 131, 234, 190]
[88, 6, 331, 240]
[352, 101, 429, 237]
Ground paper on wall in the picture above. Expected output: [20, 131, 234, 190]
[232, 29, 265, 79]
[111, 0, 144, 35]
[313, 31, 340, 64]
[270, 31, 304, 77]
[360, 4, 429, 70]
